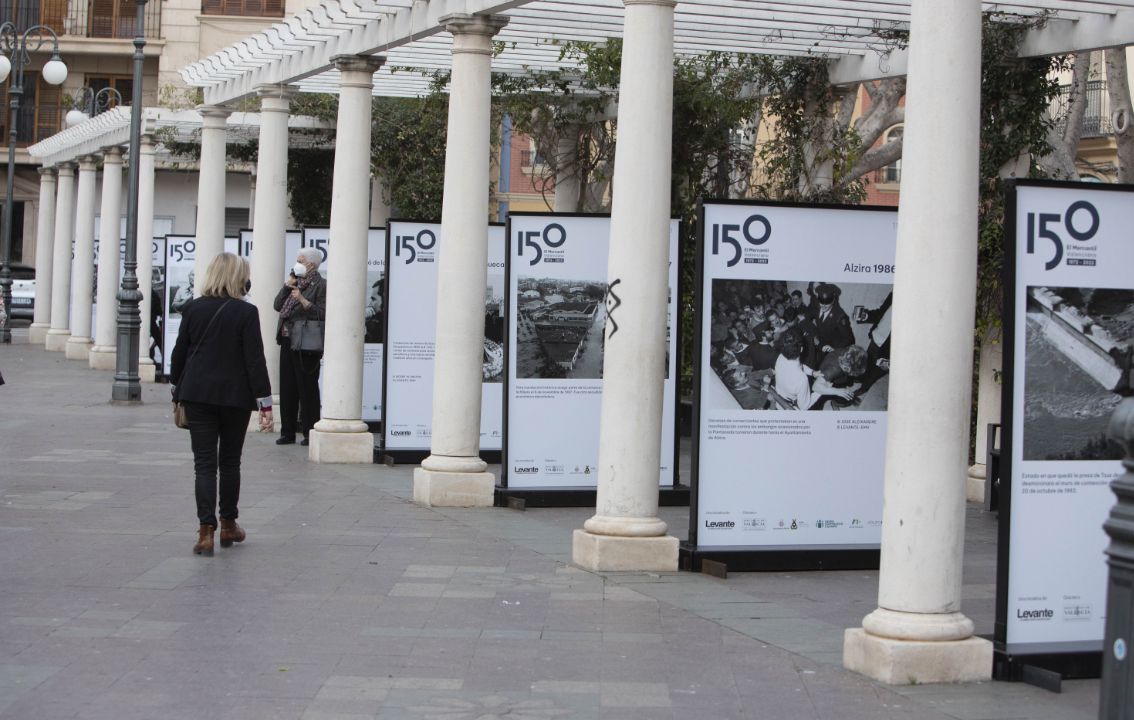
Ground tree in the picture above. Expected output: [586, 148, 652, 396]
[1105, 48, 1134, 182]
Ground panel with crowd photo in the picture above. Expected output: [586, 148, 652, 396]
[707, 279, 893, 411]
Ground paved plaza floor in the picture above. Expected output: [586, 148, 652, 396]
[0, 338, 1101, 719]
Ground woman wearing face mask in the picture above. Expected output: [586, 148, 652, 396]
[273, 247, 327, 446]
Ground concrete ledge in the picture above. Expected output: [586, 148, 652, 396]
[843, 628, 992, 685]
[139, 362, 156, 383]
[572, 530, 679, 572]
[413, 467, 495, 507]
[308, 429, 373, 464]
[64, 338, 92, 361]
[28, 324, 49, 345]
[88, 348, 116, 370]
[45, 331, 70, 352]
[966, 463, 986, 504]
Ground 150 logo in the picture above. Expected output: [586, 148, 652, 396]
[395, 229, 437, 264]
[711, 214, 771, 267]
[169, 239, 196, 263]
[302, 236, 329, 263]
[517, 223, 566, 266]
[1025, 199, 1099, 271]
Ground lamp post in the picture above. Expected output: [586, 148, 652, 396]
[65, 86, 123, 127]
[0, 23, 67, 344]
[110, 0, 147, 402]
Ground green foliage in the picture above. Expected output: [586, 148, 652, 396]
[369, 94, 451, 221]
[287, 148, 335, 226]
[976, 13, 1068, 336]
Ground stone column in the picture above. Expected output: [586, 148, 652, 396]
[412, 14, 508, 504]
[89, 147, 124, 369]
[553, 128, 582, 213]
[64, 156, 98, 361]
[369, 175, 391, 227]
[843, 0, 992, 685]
[45, 163, 75, 351]
[136, 135, 158, 383]
[250, 85, 293, 401]
[194, 106, 230, 284]
[29, 167, 56, 345]
[967, 328, 1002, 502]
[308, 55, 384, 464]
[248, 171, 257, 226]
[571, 0, 678, 571]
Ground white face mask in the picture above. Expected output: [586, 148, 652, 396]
[292, 262, 307, 277]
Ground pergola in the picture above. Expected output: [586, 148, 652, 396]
[25, 0, 1134, 689]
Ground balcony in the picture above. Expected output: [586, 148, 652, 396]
[1053, 79, 1112, 139]
[0, 0, 162, 40]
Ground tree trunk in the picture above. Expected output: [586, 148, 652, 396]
[1036, 51, 1088, 179]
[1106, 48, 1134, 183]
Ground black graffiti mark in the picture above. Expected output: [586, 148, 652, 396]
[606, 278, 622, 339]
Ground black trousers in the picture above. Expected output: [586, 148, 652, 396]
[279, 347, 322, 439]
[185, 402, 250, 527]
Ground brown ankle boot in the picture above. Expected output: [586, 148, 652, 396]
[193, 524, 215, 555]
[219, 518, 246, 547]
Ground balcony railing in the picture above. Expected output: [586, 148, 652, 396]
[1053, 79, 1112, 139]
[0, 0, 161, 40]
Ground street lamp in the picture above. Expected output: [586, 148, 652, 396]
[0, 23, 67, 344]
[110, 0, 148, 403]
[65, 86, 123, 127]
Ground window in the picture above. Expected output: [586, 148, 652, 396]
[224, 207, 250, 237]
[0, 0, 65, 32]
[880, 125, 902, 184]
[83, 76, 132, 112]
[0, 72, 63, 145]
[201, 0, 284, 18]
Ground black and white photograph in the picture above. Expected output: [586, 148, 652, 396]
[515, 276, 607, 380]
[706, 278, 892, 411]
[364, 269, 385, 345]
[483, 270, 505, 383]
[167, 267, 194, 317]
[1022, 285, 1134, 461]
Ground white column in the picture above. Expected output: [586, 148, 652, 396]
[137, 135, 158, 382]
[308, 56, 384, 464]
[967, 329, 1002, 502]
[412, 14, 507, 505]
[194, 106, 230, 284]
[571, 0, 678, 571]
[553, 128, 581, 213]
[248, 172, 257, 225]
[369, 175, 391, 227]
[45, 163, 75, 351]
[29, 167, 56, 345]
[64, 156, 98, 361]
[89, 147, 124, 369]
[843, 0, 992, 685]
[250, 86, 293, 403]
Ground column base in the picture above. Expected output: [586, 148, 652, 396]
[572, 529, 679, 572]
[88, 347, 116, 370]
[843, 628, 992, 685]
[138, 360, 156, 383]
[64, 337, 92, 361]
[45, 330, 70, 351]
[412, 467, 495, 507]
[308, 428, 373, 464]
[28, 324, 49, 345]
[966, 463, 986, 503]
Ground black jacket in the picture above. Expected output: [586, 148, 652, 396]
[170, 296, 272, 411]
[273, 273, 327, 346]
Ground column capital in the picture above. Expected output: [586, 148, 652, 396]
[197, 105, 232, 128]
[102, 146, 124, 163]
[622, 0, 677, 7]
[56, 161, 76, 174]
[140, 133, 156, 153]
[78, 155, 98, 170]
[256, 83, 296, 102]
[332, 54, 385, 76]
[38, 166, 56, 178]
[440, 13, 509, 38]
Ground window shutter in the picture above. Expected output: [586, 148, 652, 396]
[35, 78, 62, 143]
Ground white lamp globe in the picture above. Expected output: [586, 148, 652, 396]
[41, 58, 67, 86]
[0, 55, 10, 84]
[65, 109, 89, 127]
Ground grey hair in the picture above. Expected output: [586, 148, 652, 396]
[298, 247, 322, 269]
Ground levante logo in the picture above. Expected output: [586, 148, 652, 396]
[517, 223, 567, 266]
[704, 520, 735, 529]
[710, 214, 771, 267]
[1017, 608, 1054, 620]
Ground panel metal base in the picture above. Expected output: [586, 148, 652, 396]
[494, 484, 691, 509]
[679, 542, 880, 572]
[992, 645, 1101, 684]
